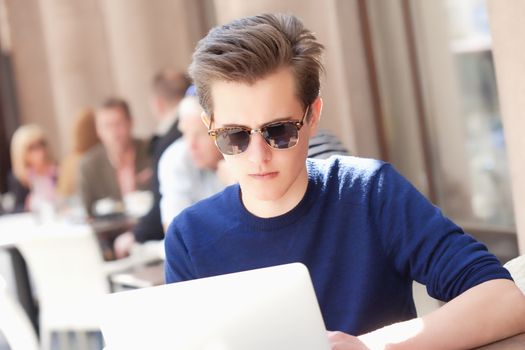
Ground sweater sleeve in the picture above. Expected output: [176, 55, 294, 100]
[164, 218, 198, 284]
[370, 164, 512, 302]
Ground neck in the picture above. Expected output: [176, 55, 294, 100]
[156, 108, 178, 135]
[241, 166, 309, 218]
[107, 141, 133, 167]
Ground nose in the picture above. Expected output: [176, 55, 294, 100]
[246, 132, 271, 164]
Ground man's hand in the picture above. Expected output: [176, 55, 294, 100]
[114, 231, 136, 259]
[328, 331, 369, 350]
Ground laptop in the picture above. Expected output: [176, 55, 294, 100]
[99, 263, 330, 350]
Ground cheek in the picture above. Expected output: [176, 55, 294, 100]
[116, 125, 129, 137]
[26, 150, 45, 166]
[98, 127, 112, 141]
[223, 155, 244, 174]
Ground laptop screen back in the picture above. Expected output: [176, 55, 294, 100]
[99, 263, 330, 350]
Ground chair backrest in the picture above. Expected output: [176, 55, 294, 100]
[17, 223, 110, 310]
[504, 255, 525, 293]
[0, 276, 39, 350]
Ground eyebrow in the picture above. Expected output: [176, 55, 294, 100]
[219, 116, 296, 129]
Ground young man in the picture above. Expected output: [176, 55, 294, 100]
[165, 14, 525, 349]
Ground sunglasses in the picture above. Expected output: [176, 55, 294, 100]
[207, 106, 310, 155]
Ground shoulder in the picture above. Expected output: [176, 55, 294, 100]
[161, 137, 187, 160]
[308, 155, 386, 185]
[7, 171, 27, 191]
[166, 185, 235, 247]
[159, 138, 190, 172]
[132, 138, 152, 170]
[307, 156, 404, 206]
[175, 185, 230, 223]
[157, 123, 182, 153]
[80, 144, 106, 168]
[134, 138, 150, 156]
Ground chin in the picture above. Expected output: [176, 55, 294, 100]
[252, 187, 285, 202]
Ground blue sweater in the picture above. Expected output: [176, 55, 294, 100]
[165, 156, 511, 335]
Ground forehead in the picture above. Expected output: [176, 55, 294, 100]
[178, 113, 203, 132]
[96, 107, 128, 123]
[210, 68, 302, 127]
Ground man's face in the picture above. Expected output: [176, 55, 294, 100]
[95, 107, 132, 153]
[210, 67, 320, 205]
[178, 112, 222, 170]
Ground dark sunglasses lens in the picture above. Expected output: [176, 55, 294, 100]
[216, 128, 251, 155]
[263, 123, 299, 149]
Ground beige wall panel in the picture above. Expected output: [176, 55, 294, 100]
[5, 0, 58, 155]
[410, 0, 472, 219]
[37, 0, 114, 157]
[488, 0, 525, 253]
[367, 0, 428, 194]
[99, 0, 206, 138]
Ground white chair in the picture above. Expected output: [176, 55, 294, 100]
[504, 255, 525, 293]
[412, 281, 441, 316]
[16, 223, 109, 350]
[0, 275, 39, 350]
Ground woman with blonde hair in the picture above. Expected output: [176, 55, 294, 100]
[8, 124, 57, 212]
[57, 108, 100, 197]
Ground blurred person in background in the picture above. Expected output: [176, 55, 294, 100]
[307, 128, 349, 159]
[113, 70, 190, 258]
[158, 90, 225, 230]
[79, 97, 151, 218]
[57, 108, 100, 198]
[8, 124, 57, 212]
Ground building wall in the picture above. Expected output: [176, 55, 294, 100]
[5, 0, 209, 158]
[4, 0, 382, 161]
[488, 0, 525, 253]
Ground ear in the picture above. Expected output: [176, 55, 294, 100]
[201, 111, 212, 129]
[308, 97, 323, 137]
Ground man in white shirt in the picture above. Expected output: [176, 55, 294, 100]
[158, 94, 225, 229]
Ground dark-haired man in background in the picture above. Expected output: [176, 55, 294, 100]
[114, 70, 190, 258]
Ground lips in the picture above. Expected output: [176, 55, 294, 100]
[248, 171, 279, 180]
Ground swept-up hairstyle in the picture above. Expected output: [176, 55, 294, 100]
[189, 13, 324, 118]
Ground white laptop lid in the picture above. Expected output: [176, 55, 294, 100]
[99, 263, 330, 350]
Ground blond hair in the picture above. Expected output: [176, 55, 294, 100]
[10, 124, 52, 186]
[72, 108, 99, 153]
